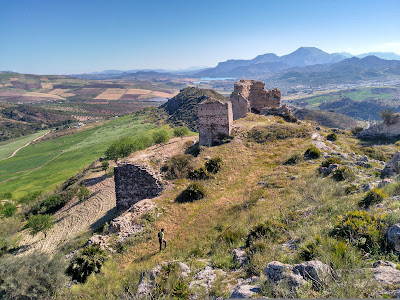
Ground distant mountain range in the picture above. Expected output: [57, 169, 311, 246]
[195, 47, 400, 78]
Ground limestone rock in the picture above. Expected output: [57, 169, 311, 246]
[378, 179, 393, 188]
[381, 152, 400, 178]
[293, 260, 331, 283]
[229, 284, 260, 298]
[387, 224, 400, 252]
[232, 247, 248, 267]
[373, 260, 397, 269]
[136, 265, 161, 298]
[264, 261, 294, 282]
[371, 266, 400, 286]
[189, 266, 226, 291]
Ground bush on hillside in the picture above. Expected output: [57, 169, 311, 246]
[163, 154, 193, 179]
[332, 167, 354, 181]
[105, 136, 154, 162]
[78, 185, 91, 201]
[0, 193, 12, 200]
[345, 184, 359, 194]
[188, 167, 211, 180]
[331, 210, 381, 251]
[0, 202, 17, 218]
[284, 153, 303, 165]
[248, 124, 309, 144]
[153, 130, 170, 145]
[327, 132, 338, 141]
[321, 157, 341, 168]
[359, 188, 387, 208]
[25, 214, 55, 238]
[246, 220, 287, 248]
[304, 145, 321, 159]
[176, 183, 205, 203]
[66, 245, 108, 283]
[0, 252, 67, 299]
[351, 126, 364, 136]
[173, 126, 189, 138]
[205, 157, 223, 174]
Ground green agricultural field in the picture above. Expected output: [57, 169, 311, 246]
[0, 114, 173, 198]
[0, 130, 49, 160]
[303, 86, 397, 107]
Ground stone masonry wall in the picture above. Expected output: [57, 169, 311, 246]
[198, 99, 233, 146]
[114, 163, 163, 211]
[230, 79, 282, 120]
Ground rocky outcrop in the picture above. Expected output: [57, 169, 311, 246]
[198, 98, 233, 146]
[264, 260, 331, 288]
[114, 163, 163, 211]
[360, 114, 400, 138]
[381, 152, 400, 178]
[230, 79, 283, 120]
[232, 247, 248, 268]
[387, 223, 400, 252]
[229, 283, 260, 298]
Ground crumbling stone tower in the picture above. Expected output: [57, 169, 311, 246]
[198, 98, 233, 146]
[230, 79, 282, 120]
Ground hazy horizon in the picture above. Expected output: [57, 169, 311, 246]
[1, 0, 399, 75]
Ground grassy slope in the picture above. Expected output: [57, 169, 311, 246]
[0, 114, 168, 197]
[70, 115, 399, 298]
[0, 130, 49, 160]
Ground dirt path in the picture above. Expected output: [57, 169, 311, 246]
[3, 131, 50, 160]
[18, 172, 116, 255]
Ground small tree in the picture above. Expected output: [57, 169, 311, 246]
[101, 161, 109, 174]
[78, 185, 91, 202]
[25, 214, 55, 238]
[153, 130, 170, 146]
[379, 109, 398, 125]
[173, 126, 189, 138]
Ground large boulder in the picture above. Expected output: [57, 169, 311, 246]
[387, 224, 400, 252]
[293, 260, 332, 283]
[264, 261, 306, 288]
[232, 247, 248, 267]
[371, 266, 400, 286]
[229, 284, 260, 298]
[381, 152, 400, 178]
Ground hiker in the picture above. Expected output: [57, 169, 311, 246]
[158, 228, 167, 251]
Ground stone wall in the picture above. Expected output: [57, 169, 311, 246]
[230, 79, 282, 120]
[114, 163, 163, 211]
[198, 99, 233, 146]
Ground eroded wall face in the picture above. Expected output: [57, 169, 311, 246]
[199, 101, 233, 146]
[114, 164, 163, 211]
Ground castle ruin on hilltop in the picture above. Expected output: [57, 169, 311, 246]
[198, 79, 291, 146]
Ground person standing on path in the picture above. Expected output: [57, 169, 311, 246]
[158, 228, 167, 251]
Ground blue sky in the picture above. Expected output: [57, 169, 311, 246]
[0, 0, 399, 74]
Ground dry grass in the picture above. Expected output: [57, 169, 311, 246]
[94, 88, 127, 100]
[40, 82, 53, 89]
[22, 92, 65, 100]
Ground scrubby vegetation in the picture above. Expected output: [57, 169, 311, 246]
[332, 167, 355, 181]
[176, 183, 206, 203]
[359, 188, 387, 208]
[304, 145, 321, 159]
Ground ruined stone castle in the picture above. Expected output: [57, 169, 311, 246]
[198, 79, 291, 146]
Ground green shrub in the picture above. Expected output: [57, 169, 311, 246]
[173, 126, 189, 138]
[101, 161, 109, 173]
[66, 245, 108, 283]
[298, 235, 321, 261]
[321, 157, 341, 168]
[304, 145, 321, 159]
[359, 188, 387, 208]
[38, 194, 63, 214]
[284, 153, 303, 165]
[247, 124, 309, 143]
[327, 132, 338, 141]
[332, 210, 381, 251]
[176, 183, 205, 203]
[246, 220, 287, 247]
[25, 214, 55, 238]
[218, 227, 246, 245]
[0, 193, 12, 200]
[163, 154, 193, 179]
[351, 127, 364, 136]
[0, 203, 17, 218]
[17, 191, 42, 204]
[0, 252, 67, 299]
[153, 130, 170, 145]
[345, 184, 359, 194]
[171, 278, 189, 299]
[205, 157, 223, 174]
[188, 167, 211, 180]
[78, 185, 91, 201]
[332, 167, 354, 181]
